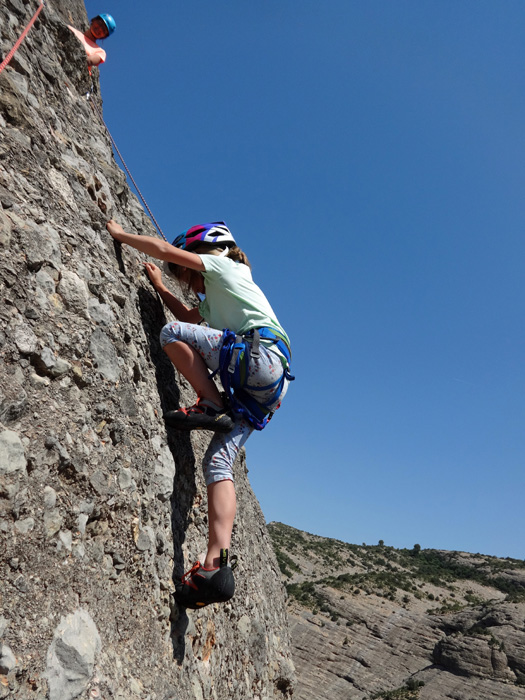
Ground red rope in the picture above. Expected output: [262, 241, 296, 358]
[0, 1, 169, 245]
[0, 1, 45, 76]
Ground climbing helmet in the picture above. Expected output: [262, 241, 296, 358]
[171, 222, 236, 252]
[92, 13, 116, 36]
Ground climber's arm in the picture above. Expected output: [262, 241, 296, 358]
[106, 220, 205, 271]
[87, 52, 104, 66]
[143, 262, 202, 323]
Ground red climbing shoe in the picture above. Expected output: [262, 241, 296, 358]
[174, 549, 235, 609]
[164, 399, 234, 433]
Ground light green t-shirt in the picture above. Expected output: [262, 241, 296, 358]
[198, 255, 290, 347]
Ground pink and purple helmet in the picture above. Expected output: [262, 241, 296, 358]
[171, 222, 236, 252]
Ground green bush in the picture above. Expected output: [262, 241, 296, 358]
[269, 522, 525, 612]
[371, 682, 423, 699]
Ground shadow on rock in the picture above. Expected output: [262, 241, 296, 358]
[170, 604, 190, 665]
[137, 286, 197, 662]
[112, 238, 126, 274]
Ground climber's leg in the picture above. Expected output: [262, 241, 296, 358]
[173, 481, 237, 609]
[202, 419, 252, 564]
[163, 340, 223, 407]
[204, 479, 236, 569]
[159, 322, 234, 432]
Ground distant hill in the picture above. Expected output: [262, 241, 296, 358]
[268, 522, 525, 700]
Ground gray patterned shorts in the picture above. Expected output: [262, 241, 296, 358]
[159, 321, 289, 484]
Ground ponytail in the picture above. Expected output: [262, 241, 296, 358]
[168, 243, 251, 293]
[226, 245, 251, 269]
[192, 243, 251, 269]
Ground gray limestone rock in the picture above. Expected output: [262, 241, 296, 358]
[1, 66, 28, 98]
[57, 269, 89, 316]
[0, 209, 12, 247]
[19, 222, 62, 271]
[14, 517, 35, 533]
[46, 609, 101, 700]
[10, 319, 39, 355]
[0, 429, 27, 475]
[0, 379, 27, 423]
[43, 486, 57, 509]
[89, 468, 114, 496]
[151, 437, 176, 501]
[48, 167, 80, 212]
[43, 509, 63, 538]
[58, 529, 73, 551]
[433, 634, 514, 681]
[135, 525, 156, 552]
[0, 644, 16, 674]
[0, 618, 8, 638]
[32, 346, 71, 378]
[89, 328, 121, 381]
[87, 297, 116, 326]
[117, 384, 138, 416]
[118, 467, 133, 489]
[35, 268, 56, 295]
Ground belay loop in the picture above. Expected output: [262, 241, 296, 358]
[212, 327, 295, 431]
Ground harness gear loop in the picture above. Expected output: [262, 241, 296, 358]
[0, 1, 45, 76]
[86, 92, 169, 243]
[250, 329, 261, 360]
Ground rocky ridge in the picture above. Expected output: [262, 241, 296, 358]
[0, 1, 294, 698]
[268, 522, 525, 700]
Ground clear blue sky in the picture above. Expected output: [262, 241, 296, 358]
[84, 0, 524, 559]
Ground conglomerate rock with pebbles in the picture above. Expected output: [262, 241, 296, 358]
[0, 2, 295, 698]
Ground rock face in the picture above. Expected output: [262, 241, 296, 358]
[0, 2, 294, 698]
[268, 523, 525, 700]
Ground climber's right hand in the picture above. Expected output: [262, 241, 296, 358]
[106, 219, 126, 241]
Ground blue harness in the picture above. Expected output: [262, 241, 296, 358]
[213, 327, 295, 430]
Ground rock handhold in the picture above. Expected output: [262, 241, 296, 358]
[32, 347, 71, 378]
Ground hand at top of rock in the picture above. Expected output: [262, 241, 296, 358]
[106, 219, 125, 241]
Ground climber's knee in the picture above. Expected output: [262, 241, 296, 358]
[159, 321, 182, 349]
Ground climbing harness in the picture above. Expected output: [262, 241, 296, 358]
[212, 327, 295, 431]
[86, 91, 169, 242]
[0, 1, 45, 76]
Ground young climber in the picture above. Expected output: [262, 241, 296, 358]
[67, 13, 116, 67]
[106, 219, 293, 608]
